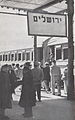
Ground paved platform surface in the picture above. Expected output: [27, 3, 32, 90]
[5, 89, 75, 120]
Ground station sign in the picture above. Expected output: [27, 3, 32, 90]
[27, 11, 67, 37]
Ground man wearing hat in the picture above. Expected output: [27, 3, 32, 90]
[32, 61, 44, 102]
[43, 62, 51, 93]
[0, 64, 12, 120]
[19, 62, 36, 118]
[51, 60, 61, 96]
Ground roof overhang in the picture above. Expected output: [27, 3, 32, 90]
[0, 0, 64, 11]
[48, 37, 68, 46]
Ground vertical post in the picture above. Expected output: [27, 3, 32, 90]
[34, 36, 37, 62]
[67, 0, 74, 100]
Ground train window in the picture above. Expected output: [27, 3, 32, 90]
[18, 53, 21, 61]
[31, 52, 33, 61]
[3, 55, 5, 61]
[22, 52, 25, 61]
[11, 54, 14, 61]
[50, 46, 55, 58]
[63, 48, 68, 60]
[8, 54, 10, 61]
[15, 53, 17, 61]
[56, 48, 62, 60]
[0, 55, 2, 61]
[5, 55, 7, 61]
[26, 52, 30, 61]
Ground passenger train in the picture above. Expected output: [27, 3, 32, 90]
[0, 47, 43, 67]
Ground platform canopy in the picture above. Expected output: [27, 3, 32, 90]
[0, 0, 65, 11]
[48, 37, 68, 46]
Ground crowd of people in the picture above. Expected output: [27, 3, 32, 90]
[0, 60, 68, 120]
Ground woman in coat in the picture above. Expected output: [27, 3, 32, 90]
[0, 64, 12, 120]
[19, 62, 36, 118]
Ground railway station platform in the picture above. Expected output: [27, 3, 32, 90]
[4, 89, 75, 120]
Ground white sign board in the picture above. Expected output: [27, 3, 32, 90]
[27, 11, 67, 37]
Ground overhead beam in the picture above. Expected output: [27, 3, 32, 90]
[0, 11, 27, 16]
[34, 0, 64, 11]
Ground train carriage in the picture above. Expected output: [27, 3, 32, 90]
[0, 47, 43, 68]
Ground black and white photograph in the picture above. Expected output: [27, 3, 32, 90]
[0, 0, 75, 120]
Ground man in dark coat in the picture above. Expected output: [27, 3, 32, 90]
[43, 62, 51, 93]
[0, 64, 12, 120]
[8, 65, 18, 94]
[19, 62, 36, 118]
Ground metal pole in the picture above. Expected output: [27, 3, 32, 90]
[34, 36, 37, 62]
[67, 0, 74, 100]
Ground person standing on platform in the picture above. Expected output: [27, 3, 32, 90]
[32, 61, 44, 102]
[11, 63, 16, 71]
[0, 64, 12, 120]
[62, 64, 68, 94]
[43, 62, 51, 93]
[15, 64, 23, 81]
[19, 62, 36, 118]
[8, 65, 18, 95]
[51, 60, 61, 96]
